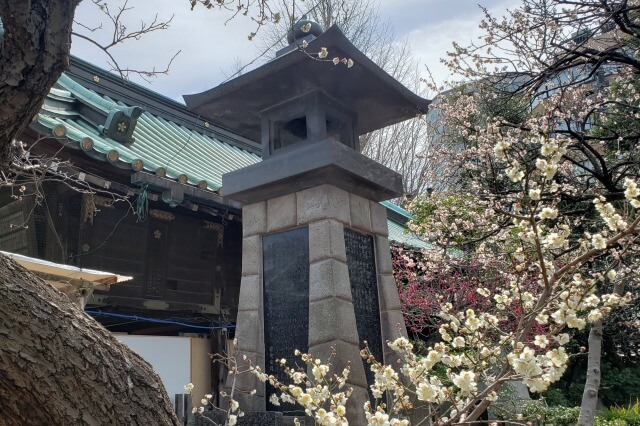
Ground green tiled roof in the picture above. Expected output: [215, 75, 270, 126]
[387, 218, 430, 249]
[33, 73, 260, 192]
[31, 64, 428, 249]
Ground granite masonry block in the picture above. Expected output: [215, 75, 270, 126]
[238, 274, 262, 312]
[309, 258, 352, 303]
[381, 309, 409, 343]
[242, 235, 262, 276]
[370, 200, 389, 237]
[283, 416, 314, 426]
[308, 297, 360, 346]
[308, 339, 368, 389]
[296, 184, 350, 225]
[236, 350, 266, 391]
[345, 385, 369, 426]
[375, 235, 393, 274]
[378, 274, 402, 312]
[267, 193, 297, 232]
[200, 411, 284, 426]
[349, 193, 371, 232]
[243, 201, 267, 237]
[223, 350, 266, 412]
[235, 310, 263, 353]
[308, 219, 347, 263]
[383, 347, 403, 371]
[232, 385, 266, 413]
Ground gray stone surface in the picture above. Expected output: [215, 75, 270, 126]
[226, 351, 266, 412]
[349, 193, 371, 232]
[199, 411, 285, 426]
[283, 416, 314, 426]
[380, 309, 409, 353]
[410, 406, 432, 426]
[308, 297, 360, 346]
[381, 310, 408, 339]
[235, 310, 264, 353]
[233, 351, 266, 394]
[243, 201, 267, 237]
[375, 235, 393, 274]
[238, 274, 262, 312]
[239, 411, 284, 425]
[267, 193, 297, 232]
[378, 274, 402, 312]
[309, 258, 351, 303]
[370, 200, 389, 237]
[308, 219, 347, 263]
[381, 309, 408, 368]
[297, 184, 350, 225]
[308, 339, 368, 389]
[346, 385, 369, 426]
[222, 138, 404, 204]
[488, 381, 531, 420]
[242, 235, 262, 276]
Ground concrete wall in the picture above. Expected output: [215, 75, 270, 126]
[116, 335, 212, 404]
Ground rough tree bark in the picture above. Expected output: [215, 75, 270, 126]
[0, 1, 81, 169]
[578, 319, 603, 426]
[0, 254, 180, 425]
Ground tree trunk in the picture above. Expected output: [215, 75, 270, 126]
[0, 254, 180, 425]
[0, 1, 80, 169]
[579, 280, 624, 426]
[578, 319, 603, 426]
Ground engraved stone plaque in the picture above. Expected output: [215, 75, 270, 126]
[263, 227, 310, 413]
[344, 228, 383, 390]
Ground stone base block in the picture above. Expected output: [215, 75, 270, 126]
[346, 385, 369, 426]
[308, 339, 368, 389]
[267, 193, 297, 232]
[235, 311, 263, 353]
[223, 372, 266, 413]
[309, 258, 351, 303]
[308, 219, 346, 263]
[379, 274, 402, 312]
[410, 405, 432, 426]
[370, 200, 389, 236]
[381, 310, 408, 343]
[381, 309, 408, 367]
[349, 193, 372, 232]
[375, 235, 393, 274]
[309, 297, 359, 346]
[297, 184, 350, 225]
[284, 416, 314, 426]
[242, 235, 262, 276]
[242, 202, 267, 237]
[238, 275, 261, 312]
[200, 410, 284, 425]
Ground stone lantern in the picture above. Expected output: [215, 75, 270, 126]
[185, 22, 430, 424]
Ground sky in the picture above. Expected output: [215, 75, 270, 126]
[71, 0, 520, 103]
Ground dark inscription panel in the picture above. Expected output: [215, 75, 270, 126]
[263, 227, 309, 413]
[344, 228, 383, 392]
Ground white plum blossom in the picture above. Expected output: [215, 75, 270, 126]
[529, 188, 541, 200]
[539, 207, 558, 220]
[533, 335, 549, 348]
[591, 233, 607, 250]
[506, 161, 525, 182]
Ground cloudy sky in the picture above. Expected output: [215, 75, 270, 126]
[72, 0, 520, 102]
